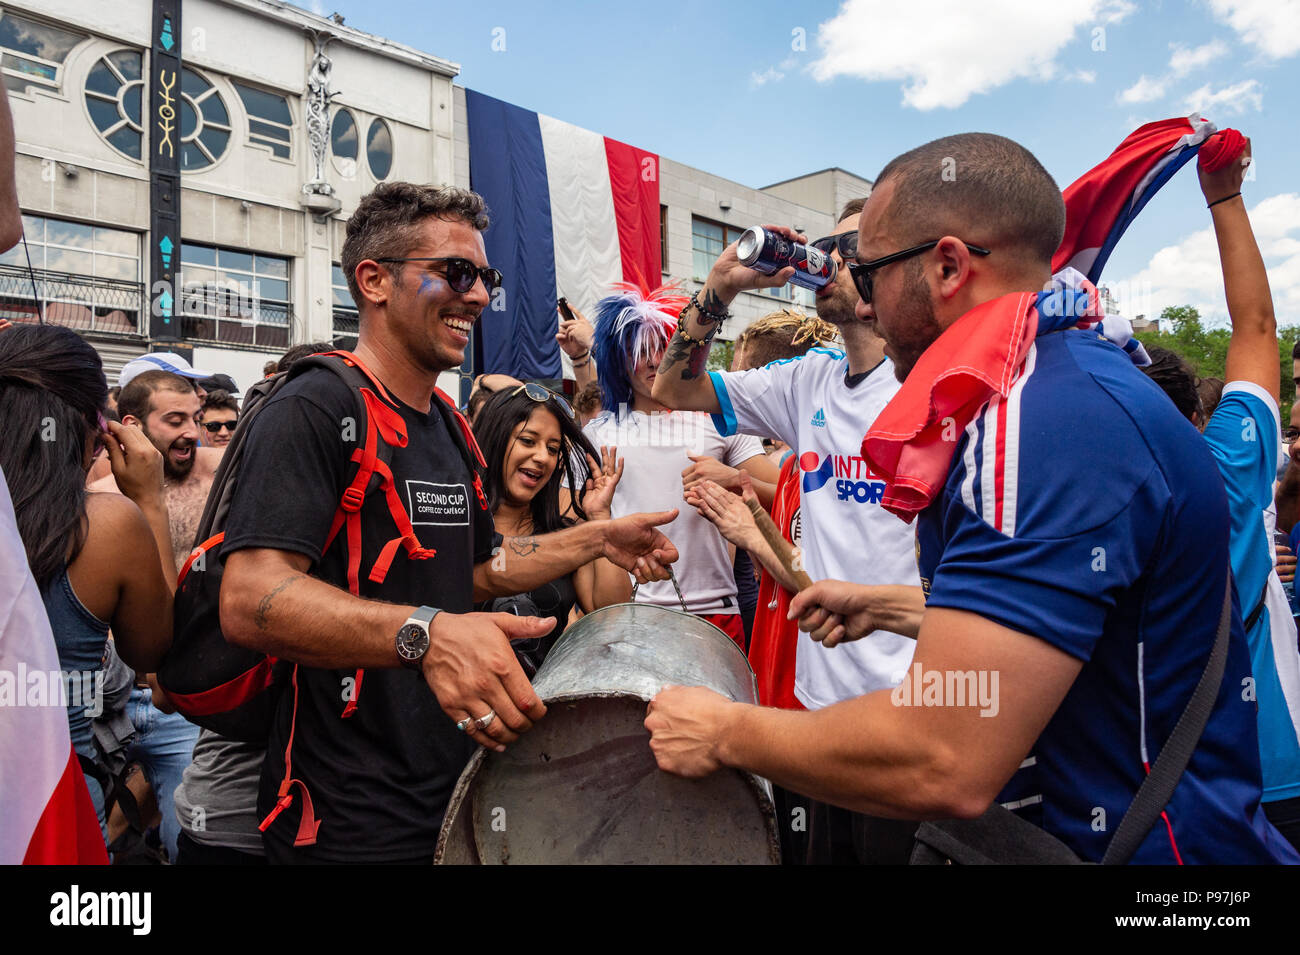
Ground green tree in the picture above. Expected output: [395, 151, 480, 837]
[1136, 305, 1294, 423]
[707, 339, 734, 373]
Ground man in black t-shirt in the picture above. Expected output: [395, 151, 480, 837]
[218, 183, 679, 863]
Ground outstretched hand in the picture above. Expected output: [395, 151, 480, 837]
[787, 579, 880, 648]
[602, 509, 680, 584]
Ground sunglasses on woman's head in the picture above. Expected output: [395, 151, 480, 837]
[375, 257, 504, 294]
[512, 381, 574, 420]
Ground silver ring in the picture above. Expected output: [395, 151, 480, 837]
[455, 717, 472, 733]
[475, 710, 496, 731]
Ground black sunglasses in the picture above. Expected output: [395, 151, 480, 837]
[376, 257, 504, 294]
[203, 419, 237, 433]
[848, 240, 991, 304]
[512, 381, 574, 420]
[810, 230, 857, 260]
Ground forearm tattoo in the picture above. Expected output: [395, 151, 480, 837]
[508, 536, 540, 558]
[255, 574, 302, 631]
[664, 329, 712, 381]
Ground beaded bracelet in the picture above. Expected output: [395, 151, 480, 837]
[680, 289, 730, 326]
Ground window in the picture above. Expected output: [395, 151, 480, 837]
[0, 214, 142, 334]
[692, 217, 743, 283]
[85, 50, 145, 161]
[178, 68, 231, 170]
[660, 205, 668, 276]
[366, 118, 392, 180]
[331, 263, 358, 348]
[331, 108, 358, 177]
[0, 11, 82, 96]
[179, 243, 291, 348]
[233, 82, 292, 159]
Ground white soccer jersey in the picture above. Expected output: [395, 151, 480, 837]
[584, 409, 765, 615]
[711, 348, 920, 708]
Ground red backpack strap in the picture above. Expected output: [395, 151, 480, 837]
[434, 387, 489, 512]
[258, 664, 322, 847]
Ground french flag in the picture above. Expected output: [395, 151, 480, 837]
[1053, 115, 1217, 282]
[0, 468, 108, 865]
[465, 89, 661, 380]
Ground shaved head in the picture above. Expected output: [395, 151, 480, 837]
[874, 132, 1065, 270]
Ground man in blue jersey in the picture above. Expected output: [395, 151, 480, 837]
[645, 132, 1298, 863]
[1137, 144, 1300, 851]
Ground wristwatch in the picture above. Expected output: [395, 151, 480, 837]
[396, 606, 440, 670]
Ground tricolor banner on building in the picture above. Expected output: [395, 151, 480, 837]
[465, 89, 661, 381]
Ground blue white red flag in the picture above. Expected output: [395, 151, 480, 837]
[465, 89, 661, 380]
[1053, 115, 1217, 282]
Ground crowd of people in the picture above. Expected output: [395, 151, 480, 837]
[3, 89, 1299, 865]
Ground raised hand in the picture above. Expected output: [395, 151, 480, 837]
[602, 509, 680, 583]
[582, 446, 624, 520]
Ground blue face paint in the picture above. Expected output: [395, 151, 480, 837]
[418, 274, 445, 297]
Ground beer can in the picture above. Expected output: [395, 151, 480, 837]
[736, 226, 838, 291]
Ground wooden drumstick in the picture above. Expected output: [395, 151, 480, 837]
[744, 497, 814, 592]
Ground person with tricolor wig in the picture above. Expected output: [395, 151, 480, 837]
[584, 282, 778, 648]
[646, 127, 1299, 864]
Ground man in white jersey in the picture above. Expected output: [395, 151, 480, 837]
[653, 200, 922, 862]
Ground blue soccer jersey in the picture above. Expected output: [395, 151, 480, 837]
[915, 327, 1298, 864]
[1203, 383, 1300, 803]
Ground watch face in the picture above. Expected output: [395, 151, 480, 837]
[397, 623, 430, 662]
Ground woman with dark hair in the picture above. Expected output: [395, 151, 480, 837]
[473, 385, 631, 669]
[0, 324, 174, 837]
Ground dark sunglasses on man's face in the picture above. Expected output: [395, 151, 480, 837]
[848, 240, 991, 305]
[204, 419, 238, 434]
[810, 231, 858, 260]
[376, 257, 504, 295]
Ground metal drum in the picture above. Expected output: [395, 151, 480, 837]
[435, 603, 780, 864]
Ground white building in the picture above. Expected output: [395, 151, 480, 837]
[6, 0, 870, 395]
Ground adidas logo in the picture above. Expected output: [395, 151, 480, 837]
[810, 408, 826, 428]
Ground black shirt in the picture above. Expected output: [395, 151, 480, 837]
[223, 366, 498, 862]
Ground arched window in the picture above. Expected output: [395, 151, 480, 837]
[84, 50, 144, 161]
[331, 107, 357, 177]
[366, 118, 392, 180]
[178, 67, 231, 170]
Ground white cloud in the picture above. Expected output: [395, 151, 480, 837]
[1183, 78, 1263, 115]
[1119, 74, 1168, 103]
[1169, 39, 1228, 76]
[1115, 193, 1300, 325]
[1071, 69, 1098, 83]
[307, 0, 327, 15]
[809, 0, 1134, 110]
[750, 66, 785, 88]
[1209, 0, 1300, 59]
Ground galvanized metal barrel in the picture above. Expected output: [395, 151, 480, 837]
[435, 603, 780, 864]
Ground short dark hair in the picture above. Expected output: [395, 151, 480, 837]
[874, 133, 1065, 269]
[341, 182, 490, 308]
[838, 197, 866, 222]
[201, 388, 239, 415]
[1291, 339, 1300, 362]
[118, 370, 196, 423]
[277, 341, 336, 374]
[1142, 345, 1202, 423]
[262, 360, 278, 376]
[572, 380, 603, 415]
[1197, 376, 1224, 420]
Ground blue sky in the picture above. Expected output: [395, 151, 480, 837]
[310, 0, 1300, 326]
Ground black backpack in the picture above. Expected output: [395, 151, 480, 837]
[158, 350, 487, 742]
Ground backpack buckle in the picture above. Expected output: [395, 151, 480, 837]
[341, 486, 366, 512]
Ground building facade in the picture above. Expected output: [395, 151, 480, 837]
[7, 0, 870, 394]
